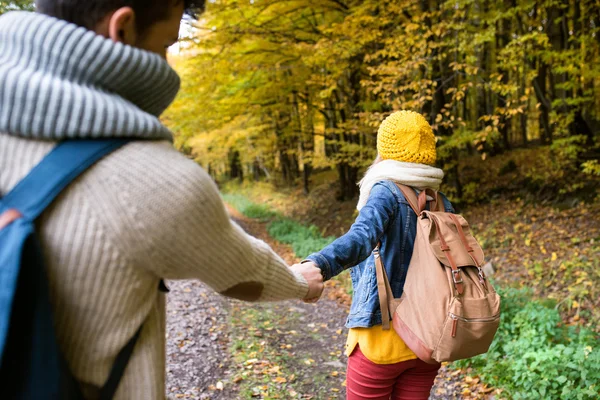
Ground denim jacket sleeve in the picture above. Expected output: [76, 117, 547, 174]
[305, 182, 397, 281]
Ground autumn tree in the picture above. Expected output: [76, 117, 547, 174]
[166, 0, 600, 200]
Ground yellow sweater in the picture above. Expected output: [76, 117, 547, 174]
[346, 326, 417, 364]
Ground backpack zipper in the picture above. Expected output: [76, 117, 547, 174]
[449, 313, 500, 338]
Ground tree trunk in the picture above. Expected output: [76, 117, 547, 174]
[496, 11, 511, 150]
[534, 61, 552, 143]
[229, 150, 243, 182]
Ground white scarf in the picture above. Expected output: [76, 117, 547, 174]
[357, 160, 444, 210]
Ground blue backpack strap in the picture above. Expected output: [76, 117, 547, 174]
[1, 139, 134, 399]
[2, 139, 129, 220]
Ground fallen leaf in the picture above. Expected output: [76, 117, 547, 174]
[268, 366, 281, 374]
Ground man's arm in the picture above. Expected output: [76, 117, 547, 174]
[123, 151, 322, 301]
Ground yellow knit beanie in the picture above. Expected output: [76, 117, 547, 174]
[377, 110, 437, 165]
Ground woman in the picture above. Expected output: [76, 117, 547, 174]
[301, 111, 454, 400]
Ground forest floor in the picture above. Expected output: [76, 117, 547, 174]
[165, 206, 500, 400]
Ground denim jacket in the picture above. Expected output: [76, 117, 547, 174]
[306, 181, 453, 328]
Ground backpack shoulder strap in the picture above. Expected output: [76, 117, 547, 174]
[99, 325, 142, 400]
[1, 139, 134, 399]
[2, 139, 129, 220]
[433, 191, 445, 212]
[395, 184, 420, 215]
[395, 184, 445, 214]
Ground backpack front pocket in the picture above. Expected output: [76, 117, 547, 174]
[434, 312, 500, 362]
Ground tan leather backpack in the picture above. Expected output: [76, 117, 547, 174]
[375, 184, 500, 364]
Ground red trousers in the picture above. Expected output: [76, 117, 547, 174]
[346, 346, 441, 400]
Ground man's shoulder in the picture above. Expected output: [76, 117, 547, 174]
[93, 140, 211, 185]
[80, 140, 222, 232]
[105, 140, 196, 168]
[78, 140, 218, 214]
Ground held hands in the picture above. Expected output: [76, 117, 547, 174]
[290, 262, 324, 303]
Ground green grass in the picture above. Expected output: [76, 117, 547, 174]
[223, 192, 335, 259]
[222, 193, 277, 221]
[267, 219, 335, 260]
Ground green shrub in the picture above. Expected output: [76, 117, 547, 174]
[455, 287, 599, 399]
[582, 160, 600, 177]
[462, 181, 488, 204]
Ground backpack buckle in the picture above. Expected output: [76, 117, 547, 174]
[452, 269, 464, 284]
[373, 246, 381, 258]
[477, 268, 486, 283]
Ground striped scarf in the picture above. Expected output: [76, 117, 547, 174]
[0, 11, 180, 140]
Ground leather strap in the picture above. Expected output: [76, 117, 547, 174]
[374, 245, 396, 330]
[449, 214, 488, 289]
[449, 214, 480, 266]
[396, 184, 443, 215]
[434, 192, 445, 211]
[418, 191, 428, 214]
[396, 184, 420, 215]
[419, 188, 444, 212]
[374, 250, 390, 330]
[429, 214, 464, 295]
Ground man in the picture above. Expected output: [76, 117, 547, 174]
[0, 0, 324, 398]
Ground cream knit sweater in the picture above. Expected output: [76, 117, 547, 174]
[0, 135, 308, 399]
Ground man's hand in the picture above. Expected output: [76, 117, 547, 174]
[290, 262, 324, 302]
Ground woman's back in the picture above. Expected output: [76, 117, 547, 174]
[303, 111, 451, 400]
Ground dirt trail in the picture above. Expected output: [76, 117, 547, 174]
[166, 207, 492, 399]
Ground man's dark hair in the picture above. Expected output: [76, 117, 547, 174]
[35, 0, 205, 33]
